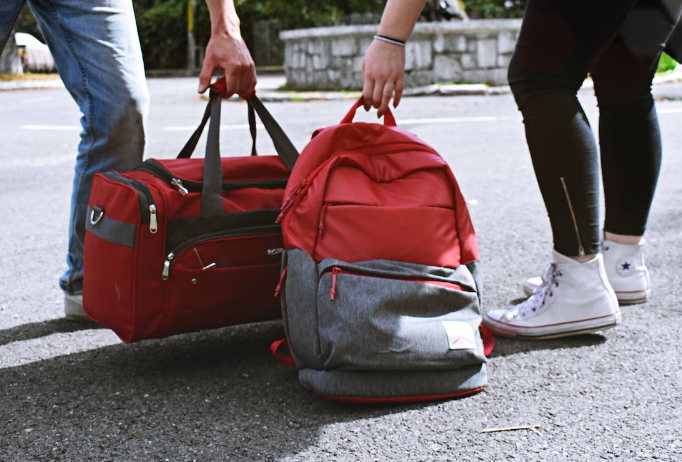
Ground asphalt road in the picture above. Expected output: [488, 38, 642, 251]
[0, 78, 681, 461]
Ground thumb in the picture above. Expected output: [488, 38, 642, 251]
[198, 63, 214, 93]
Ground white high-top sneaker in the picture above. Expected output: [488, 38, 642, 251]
[523, 240, 651, 305]
[485, 251, 622, 339]
[601, 239, 650, 304]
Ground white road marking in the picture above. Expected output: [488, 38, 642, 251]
[0, 154, 74, 169]
[163, 123, 265, 131]
[21, 124, 80, 131]
[23, 97, 54, 104]
[398, 116, 503, 125]
[657, 107, 682, 114]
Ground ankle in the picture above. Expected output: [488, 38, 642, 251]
[569, 254, 598, 264]
[604, 231, 643, 245]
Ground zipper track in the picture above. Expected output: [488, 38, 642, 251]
[170, 224, 281, 257]
[323, 266, 472, 291]
[102, 172, 154, 225]
[278, 147, 445, 223]
[162, 224, 282, 280]
[560, 177, 585, 256]
[138, 159, 288, 193]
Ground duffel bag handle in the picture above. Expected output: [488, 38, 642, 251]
[179, 77, 299, 216]
[340, 97, 397, 127]
[176, 95, 259, 159]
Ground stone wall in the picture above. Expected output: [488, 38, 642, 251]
[280, 20, 522, 90]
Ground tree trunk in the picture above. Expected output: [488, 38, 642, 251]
[1, 28, 23, 74]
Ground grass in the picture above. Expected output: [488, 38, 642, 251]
[0, 72, 60, 82]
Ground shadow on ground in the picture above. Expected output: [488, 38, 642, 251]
[0, 321, 427, 461]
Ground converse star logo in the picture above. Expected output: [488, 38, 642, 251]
[621, 261, 632, 271]
[442, 321, 476, 350]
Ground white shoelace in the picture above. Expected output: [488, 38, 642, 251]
[514, 263, 562, 318]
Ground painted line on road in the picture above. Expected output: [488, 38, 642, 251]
[398, 116, 504, 125]
[0, 154, 74, 170]
[657, 107, 682, 114]
[23, 96, 54, 104]
[163, 123, 265, 131]
[20, 124, 267, 132]
[21, 124, 80, 131]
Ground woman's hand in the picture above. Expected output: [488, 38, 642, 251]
[362, 39, 406, 117]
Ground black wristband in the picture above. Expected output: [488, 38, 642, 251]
[373, 35, 406, 47]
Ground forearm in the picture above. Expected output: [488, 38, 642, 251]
[377, 0, 428, 41]
[205, 0, 242, 37]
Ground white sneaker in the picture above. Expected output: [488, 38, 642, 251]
[602, 239, 650, 304]
[64, 293, 90, 321]
[523, 239, 651, 305]
[484, 251, 622, 339]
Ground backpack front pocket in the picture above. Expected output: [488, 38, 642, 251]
[315, 263, 485, 371]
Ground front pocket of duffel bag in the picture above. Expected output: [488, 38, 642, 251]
[162, 227, 284, 335]
[316, 265, 486, 371]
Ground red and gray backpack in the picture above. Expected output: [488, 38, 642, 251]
[272, 99, 493, 403]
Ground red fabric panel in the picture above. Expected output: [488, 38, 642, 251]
[155, 156, 289, 182]
[314, 205, 461, 267]
[163, 233, 283, 336]
[313, 387, 485, 404]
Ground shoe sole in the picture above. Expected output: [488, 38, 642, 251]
[523, 283, 649, 306]
[64, 295, 90, 322]
[483, 312, 622, 341]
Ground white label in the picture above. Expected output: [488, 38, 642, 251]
[442, 321, 476, 350]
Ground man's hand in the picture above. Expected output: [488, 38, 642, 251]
[199, 0, 256, 99]
[362, 39, 405, 117]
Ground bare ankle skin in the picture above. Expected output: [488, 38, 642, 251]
[604, 231, 643, 245]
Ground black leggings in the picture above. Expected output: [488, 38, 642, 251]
[508, 0, 682, 256]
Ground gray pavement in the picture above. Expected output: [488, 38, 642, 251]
[0, 77, 681, 461]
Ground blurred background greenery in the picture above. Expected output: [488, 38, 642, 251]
[12, 0, 526, 70]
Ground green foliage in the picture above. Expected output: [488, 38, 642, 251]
[657, 52, 677, 74]
[134, 0, 187, 70]
[12, 1, 529, 70]
[463, 0, 525, 19]
[14, 5, 44, 42]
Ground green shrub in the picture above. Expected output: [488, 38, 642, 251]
[657, 52, 677, 74]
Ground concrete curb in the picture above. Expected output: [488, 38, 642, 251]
[0, 78, 65, 91]
[4, 69, 682, 100]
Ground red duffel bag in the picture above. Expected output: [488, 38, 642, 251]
[83, 79, 298, 342]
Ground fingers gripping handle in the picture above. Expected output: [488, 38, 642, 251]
[340, 97, 397, 126]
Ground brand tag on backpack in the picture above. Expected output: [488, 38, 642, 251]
[442, 321, 476, 350]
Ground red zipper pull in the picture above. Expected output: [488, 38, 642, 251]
[274, 266, 288, 297]
[276, 179, 308, 223]
[318, 203, 329, 238]
[330, 267, 341, 301]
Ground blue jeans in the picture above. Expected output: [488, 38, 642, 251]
[1, 0, 149, 294]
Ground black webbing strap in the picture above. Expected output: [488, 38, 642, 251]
[246, 95, 298, 171]
[201, 89, 225, 216]
[177, 98, 212, 159]
[177, 98, 259, 160]
[248, 104, 257, 157]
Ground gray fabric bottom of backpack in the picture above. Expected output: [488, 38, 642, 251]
[280, 248, 488, 402]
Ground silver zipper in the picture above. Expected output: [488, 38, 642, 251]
[162, 252, 174, 280]
[171, 178, 189, 196]
[560, 177, 585, 256]
[149, 205, 158, 234]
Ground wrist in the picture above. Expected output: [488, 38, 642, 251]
[374, 35, 406, 47]
[211, 16, 241, 38]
